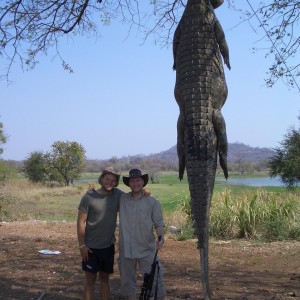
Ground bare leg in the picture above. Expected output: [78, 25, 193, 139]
[99, 271, 110, 300]
[83, 271, 97, 300]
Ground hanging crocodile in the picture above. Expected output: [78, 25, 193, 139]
[173, 0, 230, 299]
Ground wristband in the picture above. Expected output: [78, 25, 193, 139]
[79, 244, 86, 249]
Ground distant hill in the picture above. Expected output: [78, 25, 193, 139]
[145, 142, 275, 164]
[6, 142, 275, 175]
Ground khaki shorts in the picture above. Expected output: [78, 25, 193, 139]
[118, 252, 166, 298]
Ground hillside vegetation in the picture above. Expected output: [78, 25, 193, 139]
[82, 142, 274, 174]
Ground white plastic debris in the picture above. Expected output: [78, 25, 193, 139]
[169, 226, 182, 234]
[38, 249, 61, 255]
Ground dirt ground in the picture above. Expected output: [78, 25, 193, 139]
[0, 221, 299, 300]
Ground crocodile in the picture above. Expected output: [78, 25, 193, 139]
[172, 0, 231, 298]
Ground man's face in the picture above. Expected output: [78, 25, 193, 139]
[101, 173, 118, 192]
[129, 177, 144, 193]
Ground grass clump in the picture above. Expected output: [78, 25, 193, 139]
[168, 193, 195, 240]
[170, 188, 300, 241]
[211, 188, 300, 241]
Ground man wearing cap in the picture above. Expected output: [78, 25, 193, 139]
[118, 169, 166, 300]
[77, 167, 122, 300]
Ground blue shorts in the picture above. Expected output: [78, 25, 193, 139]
[82, 244, 115, 274]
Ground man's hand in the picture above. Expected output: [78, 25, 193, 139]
[143, 188, 151, 197]
[80, 245, 92, 262]
[156, 237, 164, 250]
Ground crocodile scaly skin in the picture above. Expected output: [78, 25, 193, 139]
[173, 0, 230, 298]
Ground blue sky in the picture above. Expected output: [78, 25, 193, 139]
[1, 2, 299, 161]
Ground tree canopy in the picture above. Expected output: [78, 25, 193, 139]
[0, 0, 299, 88]
[23, 141, 86, 186]
[47, 141, 86, 186]
[268, 115, 300, 188]
[23, 151, 49, 183]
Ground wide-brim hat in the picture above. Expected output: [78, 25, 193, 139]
[123, 169, 149, 187]
[98, 167, 120, 187]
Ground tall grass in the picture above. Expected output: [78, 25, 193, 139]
[170, 188, 300, 241]
[0, 179, 84, 221]
[1, 174, 299, 241]
[210, 188, 300, 241]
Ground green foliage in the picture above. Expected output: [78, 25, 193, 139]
[23, 151, 49, 183]
[263, 193, 299, 241]
[23, 141, 86, 186]
[175, 222, 195, 241]
[171, 193, 192, 222]
[210, 189, 238, 239]
[236, 195, 258, 238]
[0, 122, 7, 155]
[47, 141, 86, 186]
[268, 120, 300, 188]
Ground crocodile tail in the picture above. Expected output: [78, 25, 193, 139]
[187, 158, 216, 300]
[184, 116, 217, 299]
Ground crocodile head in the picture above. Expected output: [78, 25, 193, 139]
[210, 0, 224, 8]
[185, 0, 223, 13]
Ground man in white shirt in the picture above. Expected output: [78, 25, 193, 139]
[118, 169, 166, 300]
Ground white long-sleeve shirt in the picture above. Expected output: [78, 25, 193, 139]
[119, 193, 165, 259]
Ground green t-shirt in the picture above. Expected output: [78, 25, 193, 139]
[78, 188, 123, 249]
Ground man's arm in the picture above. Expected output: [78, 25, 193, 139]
[77, 210, 87, 246]
[77, 210, 90, 261]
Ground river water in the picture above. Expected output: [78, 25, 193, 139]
[216, 176, 284, 187]
[76, 176, 287, 187]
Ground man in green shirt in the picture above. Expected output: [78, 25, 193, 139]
[77, 167, 122, 300]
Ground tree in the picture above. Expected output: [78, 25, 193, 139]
[229, 0, 300, 89]
[0, 0, 157, 79]
[23, 151, 49, 183]
[1, 1, 299, 88]
[268, 116, 300, 188]
[47, 141, 86, 186]
[0, 121, 7, 155]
